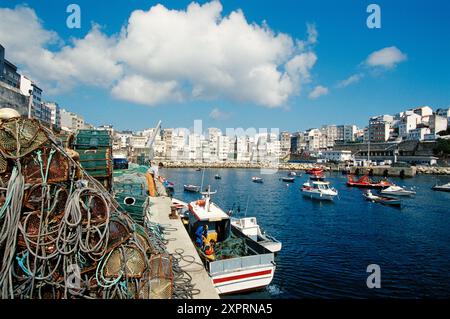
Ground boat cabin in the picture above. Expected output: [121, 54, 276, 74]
[304, 181, 331, 190]
[188, 198, 231, 244]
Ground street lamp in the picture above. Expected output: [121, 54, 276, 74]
[27, 89, 32, 119]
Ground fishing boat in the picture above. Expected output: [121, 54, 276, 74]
[184, 184, 200, 192]
[301, 181, 338, 201]
[306, 167, 323, 175]
[252, 177, 264, 183]
[432, 182, 450, 192]
[380, 185, 416, 196]
[346, 175, 392, 189]
[280, 177, 295, 183]
[186, 188, 276, 295]
[363, 190, 401, 207]
[230, 217, 282, 253]
[214, 174, 222, 180]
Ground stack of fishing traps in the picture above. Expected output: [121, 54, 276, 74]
[0, 117, 174, 299]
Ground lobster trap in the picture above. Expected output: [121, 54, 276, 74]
[22, 148, 71, 184]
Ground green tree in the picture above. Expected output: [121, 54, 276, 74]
[433, 138, 450, 157]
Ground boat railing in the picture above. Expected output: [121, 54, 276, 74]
[209, 253, 274, 275]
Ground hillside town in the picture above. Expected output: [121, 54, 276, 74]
[1, 43, 449, 167]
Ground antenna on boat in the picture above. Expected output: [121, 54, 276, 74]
[244, 195, 250, 218]
[200, 168, 205, 192]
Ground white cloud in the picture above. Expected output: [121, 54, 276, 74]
[365, 46, 407, 69]
[0, 6, 122, 94]
[337, 73, 364, 88]
[209, 107, 230, 120]
[0, 1, 319, 107]
[308, 85, 329, 99]
[111, 75, 181, 105]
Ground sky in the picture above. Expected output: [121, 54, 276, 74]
[0, 0, 449, 133]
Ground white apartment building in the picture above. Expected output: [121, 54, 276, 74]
[43, 102, 61, 129]
[60, 109, 84, 132]
[429, 114, 448, 134]
[188, 133, 203, 162]
[320, 150, 352, 162]
[398, 113, 422, 138]
[407, 127, 431, 140]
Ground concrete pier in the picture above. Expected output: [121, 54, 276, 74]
[147, 196, 220, 299]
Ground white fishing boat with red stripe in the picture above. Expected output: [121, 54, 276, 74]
[186, 186, 276, 295]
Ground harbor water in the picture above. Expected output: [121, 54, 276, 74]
[161, 168, 450, 299]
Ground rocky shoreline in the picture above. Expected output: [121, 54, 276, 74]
[158, 161, 450, 176]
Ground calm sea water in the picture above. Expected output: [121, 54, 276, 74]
[160, 168, 450, 299]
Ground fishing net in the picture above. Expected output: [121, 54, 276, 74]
[0, 118, 48, 159]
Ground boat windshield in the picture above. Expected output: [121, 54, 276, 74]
[316, 184, 329, 190]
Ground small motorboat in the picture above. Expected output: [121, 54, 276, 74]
[301, 181, 338, 201]
[363, 190, 401, 207]
[287, 171, 297, 177]
[432, 182, 450, 192]
[231, 217, 282, 253]
[380, 185, 416, 196]
[347, 175, 393, 189]
[214, 174, 222, 180]
[281, 177, 295, 183]
[252, 177, 264, 183]
[195, 168, 202, 171]
[306, 167, 323, 175]
[184, 184, 200, 192]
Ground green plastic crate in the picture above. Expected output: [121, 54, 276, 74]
[77, 149, 112, 177]
[75, 130, 112, 148]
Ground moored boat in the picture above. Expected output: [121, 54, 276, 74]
[214, 174, 222, 180]
[432, 182, 450, 192]
[363, 190, 402, 207]
[380, 185, 416, 196]
[281, 177, 295, 183]
[301, 181, 338, 201]
[231, 217, 282, 253]
[252, 177, 264, 183]
[347, 174, 392, 189]
[186, 188, 276, 295]
[184, 184, 200, 192]
[287, 171, 297, 177]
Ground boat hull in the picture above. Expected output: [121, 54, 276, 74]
[211, 266, 275, 295]
[380, 190, 415, 196]
[301, 190, 336, 201]
[347, 182, 386, 189]
[432, 186, 450, 192]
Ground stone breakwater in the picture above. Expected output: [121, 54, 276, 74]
[416, 166, 450, 175]
[158, 161, 450, 176]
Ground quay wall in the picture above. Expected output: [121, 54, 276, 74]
[157, 161, 450, 176]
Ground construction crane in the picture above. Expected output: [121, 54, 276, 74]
[146, 120, 162, 161]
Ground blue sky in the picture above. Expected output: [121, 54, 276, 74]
[0, 0, 449, 133]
